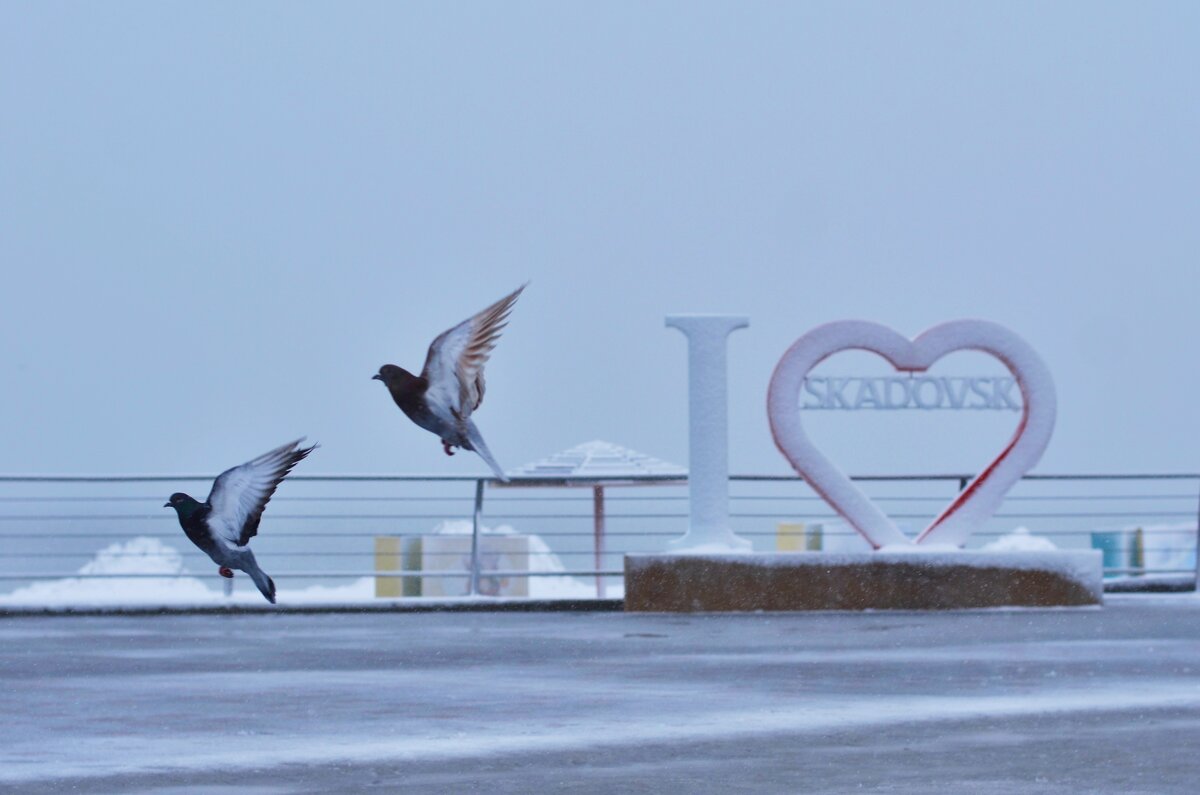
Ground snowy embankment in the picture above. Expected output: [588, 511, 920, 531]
[0, 521, 604, 610]
[982, 525, 1058, 552]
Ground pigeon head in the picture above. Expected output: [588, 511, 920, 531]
[373, 364, 417, 388]
[164, 492, 202, 517]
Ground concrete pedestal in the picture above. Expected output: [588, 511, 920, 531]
[624, 550, 1103, 612]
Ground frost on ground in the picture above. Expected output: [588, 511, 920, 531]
[0, 521, 601, 609]
[4, 604, 1200, 792]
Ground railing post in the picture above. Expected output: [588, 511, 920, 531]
[1193, 477, 1200, 591]
[470, 478, 485, 596]
[593, 485, 606, 599]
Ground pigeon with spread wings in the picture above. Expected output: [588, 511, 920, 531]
[373, 283, 525, 481]
[164, 439, 316, 603]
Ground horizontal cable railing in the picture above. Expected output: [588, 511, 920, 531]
[0, 472, 1195, 604]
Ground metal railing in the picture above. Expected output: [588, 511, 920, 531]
[0, 472, 1196, 603]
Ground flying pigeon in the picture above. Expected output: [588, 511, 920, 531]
[164, 439, 316, 603]
[373, 283, 525, 481]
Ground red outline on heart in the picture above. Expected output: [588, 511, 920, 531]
[767, 320, 1056, 548]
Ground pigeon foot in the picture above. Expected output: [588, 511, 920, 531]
[218, 567, 234, 579]
[442, 441, 455, 456]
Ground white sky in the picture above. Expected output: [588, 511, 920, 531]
[1, 2, 1197, 477]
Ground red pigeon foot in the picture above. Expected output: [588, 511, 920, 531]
[218, 567, 234, 579]
[442, 441, 455, 456]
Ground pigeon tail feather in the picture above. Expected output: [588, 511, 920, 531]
[464, 421, 508, 482]
[243, 559, 277, 604]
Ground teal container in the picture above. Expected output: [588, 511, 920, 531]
[1090, 531, 1127, 575]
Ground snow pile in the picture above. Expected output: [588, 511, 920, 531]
[0, 523, 600, 608]
[984, 527, 1057, 552]
[430, 520, 601, 599]
[0, 536, 219, 606]
[78, 535, 187, 576]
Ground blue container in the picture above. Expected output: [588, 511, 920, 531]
[1090, 531, 1127, 575]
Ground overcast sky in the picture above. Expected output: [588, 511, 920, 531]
[1, 2, 1197, 478]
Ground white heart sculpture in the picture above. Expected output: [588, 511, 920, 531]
[767, 320, 1056, 548]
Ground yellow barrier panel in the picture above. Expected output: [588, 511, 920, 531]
[374, 537, 404, 598]
[777, 522, 805, 552]
[777, 522, 823, 551]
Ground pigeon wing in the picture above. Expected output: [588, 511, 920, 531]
[420, 283, 526, 420]
[206, 439, 316, 547]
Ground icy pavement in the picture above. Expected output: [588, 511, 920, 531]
[2, 597, 1200, 794]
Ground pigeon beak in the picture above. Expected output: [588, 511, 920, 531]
[371, 374, 381, 381]
[163, 502, 171, 508]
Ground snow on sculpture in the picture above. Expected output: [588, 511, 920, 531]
[767, 320, 1056, 549]
[666, 314, 752, 551]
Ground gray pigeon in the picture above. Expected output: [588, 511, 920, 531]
[164, 439, 315, 603]
[373, 284, 525, 481]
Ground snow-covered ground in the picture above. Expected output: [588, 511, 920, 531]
[2, 600, 1200, 793]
